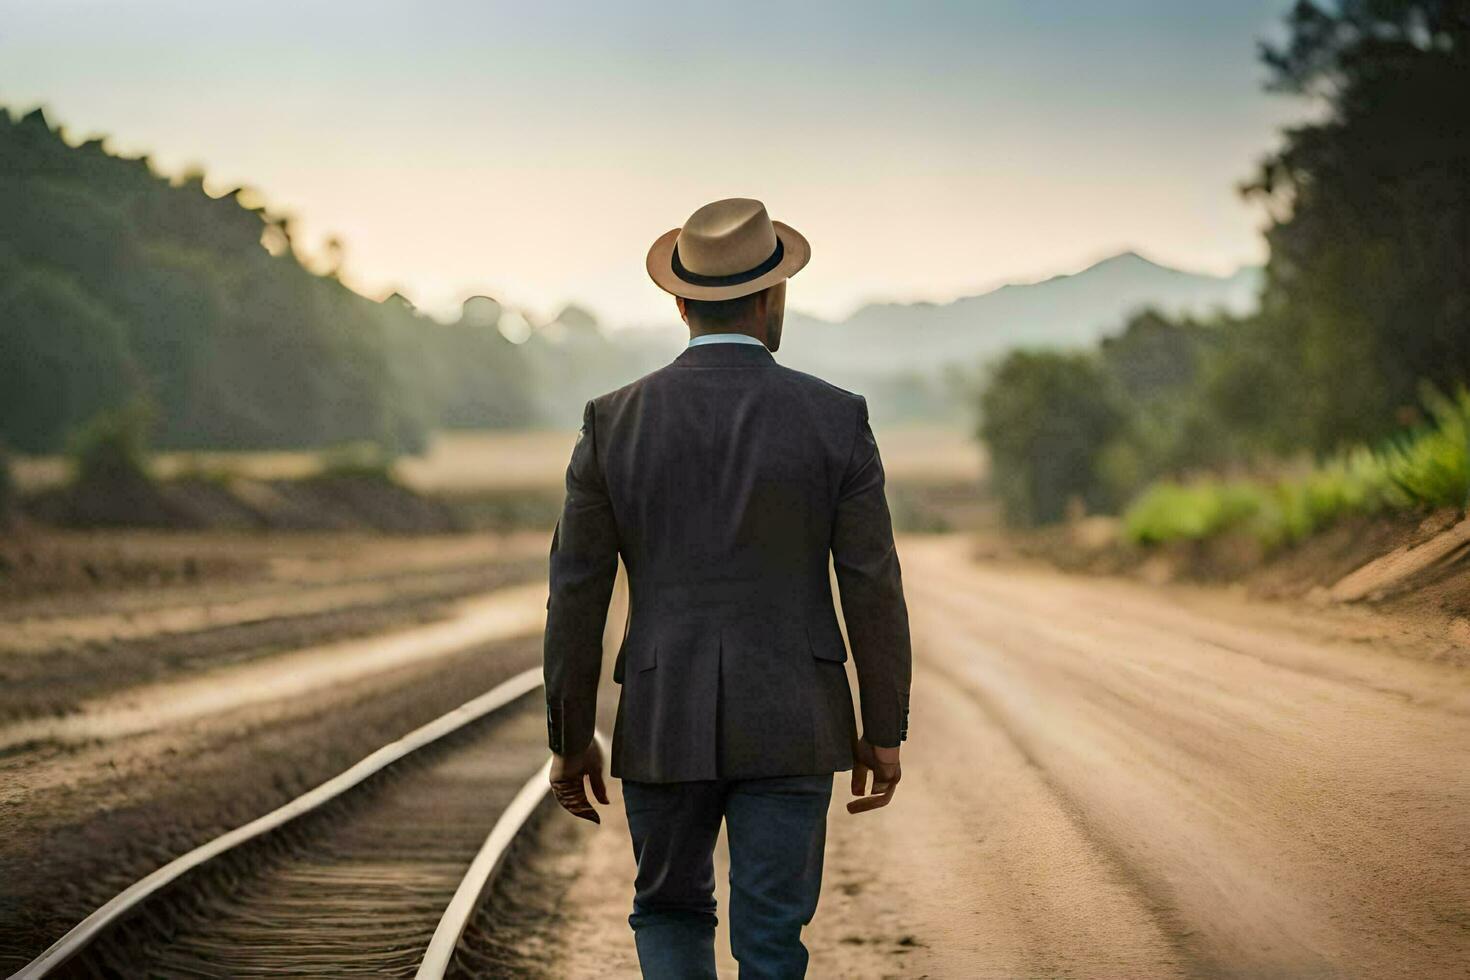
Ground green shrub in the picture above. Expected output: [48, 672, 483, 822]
[1122, 388, 1466, 549]
[1123, 481, 1264, 545]
[66, 399, 156, 490]
[1380, 387, 1470, 510]
[314, 440, 398, 482]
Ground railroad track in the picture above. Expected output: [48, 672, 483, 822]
[12, 667, 568, 979]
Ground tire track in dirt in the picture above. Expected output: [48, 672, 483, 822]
[487, 538, 1470, 978]
[901, 537, 1470, 979]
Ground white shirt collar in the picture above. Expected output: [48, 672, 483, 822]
[687, 333, 768, 348]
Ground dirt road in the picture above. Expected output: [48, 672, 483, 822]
[521, 536, 1470, 979]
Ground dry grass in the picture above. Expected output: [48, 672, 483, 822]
[396, 430, 579, 492]
[405, 424, 986, 491]
[873, 425, 988, 484]
[12, 425, 986, 496]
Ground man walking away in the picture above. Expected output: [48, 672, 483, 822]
[542, 197, 912, 979]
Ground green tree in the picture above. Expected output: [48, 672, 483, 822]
[0, 107, 537, 453]
[0, 257, 142, 452]
[1246, 0, 1470, 449]
[979, 350, 1127, 525]
[1095, 310, 1238, 501]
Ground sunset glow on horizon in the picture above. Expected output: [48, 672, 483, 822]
[1, 0, 1303, 326]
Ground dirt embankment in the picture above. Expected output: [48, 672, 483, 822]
[990, 507, 1470, 655]
[22, 472, 468, 534]
[14, 458, 565, 537]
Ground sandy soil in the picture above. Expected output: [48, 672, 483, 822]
[504, 536, 1470, 979]
[0, 533, 550, 972]
[5, 527, 1467, 977]
[0, 531, 547, 721]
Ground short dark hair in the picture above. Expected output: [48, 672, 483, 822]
[683, 289, 763, 329]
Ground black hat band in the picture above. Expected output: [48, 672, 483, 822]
[671, 238, 785, 287]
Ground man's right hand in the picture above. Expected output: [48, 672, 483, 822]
[550, 736, 610, 824]
[848, 735, 901, 813]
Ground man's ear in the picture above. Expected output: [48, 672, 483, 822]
[676, 296, 689, 325]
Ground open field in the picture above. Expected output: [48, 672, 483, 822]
[11, 425, 987, 495]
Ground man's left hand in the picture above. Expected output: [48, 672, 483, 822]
[550, 737, 610, 824]
[847, 735, 902, 814]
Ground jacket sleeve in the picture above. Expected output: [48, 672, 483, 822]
[831, 396, 912, 748]
[543, 399, 620, 756]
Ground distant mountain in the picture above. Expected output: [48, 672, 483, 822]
[778, 251, 1260, 380]
[591, 251, 1260, 426]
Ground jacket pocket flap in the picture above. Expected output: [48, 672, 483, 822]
[807, 624, 849, 663]
[613, 639, 657, 683]
[631, 640, 658, 672]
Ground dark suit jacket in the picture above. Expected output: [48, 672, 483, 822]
[542, 340, 911, 782]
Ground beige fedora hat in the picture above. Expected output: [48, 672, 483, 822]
[646, 198, 811, 301]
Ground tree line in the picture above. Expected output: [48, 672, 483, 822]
[0, 108, 536, 456]
[982, 0, 1470, 525]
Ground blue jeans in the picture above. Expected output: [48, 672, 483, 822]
[622, 773, 834, 980]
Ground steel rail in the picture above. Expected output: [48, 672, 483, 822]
[414, 756, 554, 979]
[413, 729, 609, 979]
[11, 665, 546, 980]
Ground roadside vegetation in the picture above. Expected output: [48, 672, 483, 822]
[979, 2, 1469, 553]
[1123, 388, 1469, 548]
[313, 441, 400, 483]
[12, 399, 463, 533]
[67, 398, 156, 492]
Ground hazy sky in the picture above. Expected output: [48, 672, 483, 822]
[1, 1, 1302, 326]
